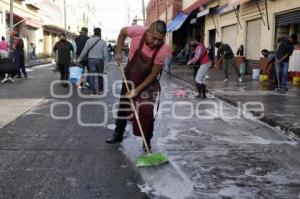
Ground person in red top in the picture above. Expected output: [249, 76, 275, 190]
[106, 20, 170, 151]
[187, 37, 210, 99]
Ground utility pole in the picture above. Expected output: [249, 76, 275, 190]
[9, 0, 13, 51]
[165, 0, 168, 23]
[142, 0, 145, 25]
[127, 0, 130, 24]
[64, 0, 67, 34]
[86, 1, 89, 31]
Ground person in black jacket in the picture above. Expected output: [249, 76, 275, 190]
[75, 27, 89, 87]
[275, 34, 297, 92]
[53, 33, 74, 86]
[12, 32, 27, 78]
[75, 27, 89, 65]
[207, 42, 215, 67]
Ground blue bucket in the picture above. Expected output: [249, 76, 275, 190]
[69, 66, 83, 84]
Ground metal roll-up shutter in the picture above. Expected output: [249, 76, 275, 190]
[246, 19, 262, 60]
[276, 10, 300, 26]
[222, 25, 237, 54]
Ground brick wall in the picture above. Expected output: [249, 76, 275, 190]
[146, 0, 182, 26]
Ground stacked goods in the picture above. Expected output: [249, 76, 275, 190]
[259, 74, 268, 82]
[293, 72, 300, 86]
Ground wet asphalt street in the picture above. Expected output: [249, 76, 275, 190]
[0, 63, 299, 199]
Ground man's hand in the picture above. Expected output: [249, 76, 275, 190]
[74, 59, 80, 65]
[125, 89, 137, 99]
[275, 59, 281, 65]
[115, 52, 122, 65]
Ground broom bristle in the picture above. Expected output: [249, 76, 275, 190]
[136, 153, 169, 167]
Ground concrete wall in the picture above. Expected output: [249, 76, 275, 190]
[182, 0, 197, 11]
[146, 0, 182, 26]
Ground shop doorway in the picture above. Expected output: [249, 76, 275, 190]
[209, 29, 216, 47]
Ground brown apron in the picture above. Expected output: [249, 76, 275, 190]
[121, 32, 162, 137]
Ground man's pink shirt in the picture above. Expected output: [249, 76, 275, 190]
[126, 25, 171, 65]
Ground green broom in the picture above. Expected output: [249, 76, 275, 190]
[119, 63, 169, 167]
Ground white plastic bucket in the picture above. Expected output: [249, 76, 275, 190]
[252, 68, 261, 80]
[69, 66, 83, 84]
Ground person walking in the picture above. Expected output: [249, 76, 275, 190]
[12, 32, 27, 78]
[275, 34, 297, 92]
[53, 33, 74, 86]
[215, 42, 242, 83]
[28, 42, 36, 62]
[187, 37, 210, 99]
[107, 43, 113, 62]
[105, 20, 170, 151]
[75, 28, 89, 61]
[207, 42, 215, 67]
[75, 27, 89, 87]
[77, 28, 108, 95]
[0, 36, 9, 58]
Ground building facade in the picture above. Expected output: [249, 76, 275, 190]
[73, 0, 98, 35]
[146, 0, 300, 69]
[204, 0, 300, 69]
[0, 0, 43, 57]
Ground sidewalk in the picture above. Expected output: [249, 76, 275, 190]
[169, 64, 300, 138]
[25, 58, 52, 68]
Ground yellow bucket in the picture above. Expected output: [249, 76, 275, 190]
[259, 74, 268, 82]
[293, 76, 300, 85]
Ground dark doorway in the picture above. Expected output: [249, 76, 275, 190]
[209, 29, 216, 47]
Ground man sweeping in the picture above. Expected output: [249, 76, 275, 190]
[187, 37, 210, 99]
[105, 20, 170, 151]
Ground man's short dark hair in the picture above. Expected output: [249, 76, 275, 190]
[1, 36, 4, 41]
[215, 42, 222, 48]
[290, 33, 298, 43]
[149, 20, 166, 35]
[80, 27, 88, 33]
[94, 28, 101, 37]
[187, 37, 195, 43]
[261, 49, 268, 54]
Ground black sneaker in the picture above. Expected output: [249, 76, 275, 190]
[105, 133, 123, 144]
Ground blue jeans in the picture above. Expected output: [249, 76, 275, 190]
[88, 58, 104, 92]
[164, 57, 172, 73]
[277, 62, 289, 88]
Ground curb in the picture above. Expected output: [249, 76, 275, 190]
[25, 60, 52, 68]
[168, 70, 300, 140]
[214, 93, 300, 140]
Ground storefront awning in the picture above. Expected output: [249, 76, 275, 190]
[26, 18, 42, 29]
[167, 12, 188, 32]
[6, 11, 42, 29]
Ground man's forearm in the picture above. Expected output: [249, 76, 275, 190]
[116, 28, 127, 54]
